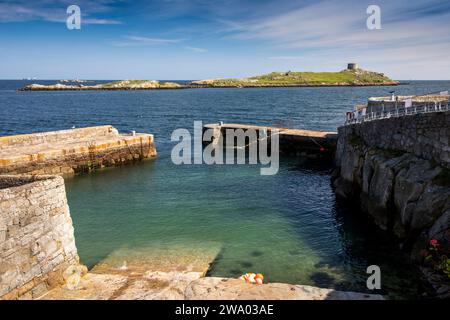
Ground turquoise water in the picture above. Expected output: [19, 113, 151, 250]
[2, 80, 449, 298]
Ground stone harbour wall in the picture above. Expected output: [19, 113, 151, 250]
[0, 137, 156, 176]
[0, 126, 157, 176]
[0, 175, 80, 300]
[337, 111, 449, 169]
[333, 111, 450, 296]
[0, 125, 114, 150]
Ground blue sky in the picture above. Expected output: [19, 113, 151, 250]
[0, 0, 449, 80]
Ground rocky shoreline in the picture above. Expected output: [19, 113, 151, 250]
[190, 67, 399, 88]
[189, 82, 399, 88]
[36, 249, 384, 300]
[39, 274, 385, 300]
[18, 81, 399, 91]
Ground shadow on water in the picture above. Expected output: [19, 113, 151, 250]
[63, 147, 430, 299]
[205, 247, 226, 277]
[274, 157, 428, 299]
[250, 250, 264, 257]
[281, 156, 333, 174]
[310, 272, 337, 288]
[65, 159, 159, 269]
[320, 197, 431, 299]
[206, 247, 255, 278]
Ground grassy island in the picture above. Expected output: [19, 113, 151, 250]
[18, 66, 398, 91]
[190, 68, 398, 87]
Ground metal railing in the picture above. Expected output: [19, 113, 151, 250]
[345, 101, 449, 125]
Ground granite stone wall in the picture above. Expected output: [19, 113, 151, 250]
[0, 126, 157, 176]
[337, 111, 450, 169]
[0, 126, 115, 150]
[0, 175, 80, 300]
[0, 139, 156, 176]
[333, 111, 450, 296]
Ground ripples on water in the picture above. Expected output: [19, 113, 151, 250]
[1, 80, 449, 298]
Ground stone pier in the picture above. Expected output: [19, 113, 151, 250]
[203, 123, 337, 161]
[0, 125, 157, 176]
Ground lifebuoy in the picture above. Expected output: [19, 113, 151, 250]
[346, 112, 354, 121]
[239, 273, 264, 284]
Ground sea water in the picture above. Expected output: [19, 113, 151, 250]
[2, 80, 449, 298]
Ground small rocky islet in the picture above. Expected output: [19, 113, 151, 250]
[18, 79, 183, 91]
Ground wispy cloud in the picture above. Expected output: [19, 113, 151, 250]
[125, 36, 184, 44]
[112, 35, 185, 47]
[226, 0, 450, 77]
[83, 18, 122, 25]
[268, 56, 303, 60]
[185, 46, 207, 53]
[113, 36, 207, 54]
[2, 0, 450, 79]
[214, 18, 245, 33]
[0, 1, 121, 25]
